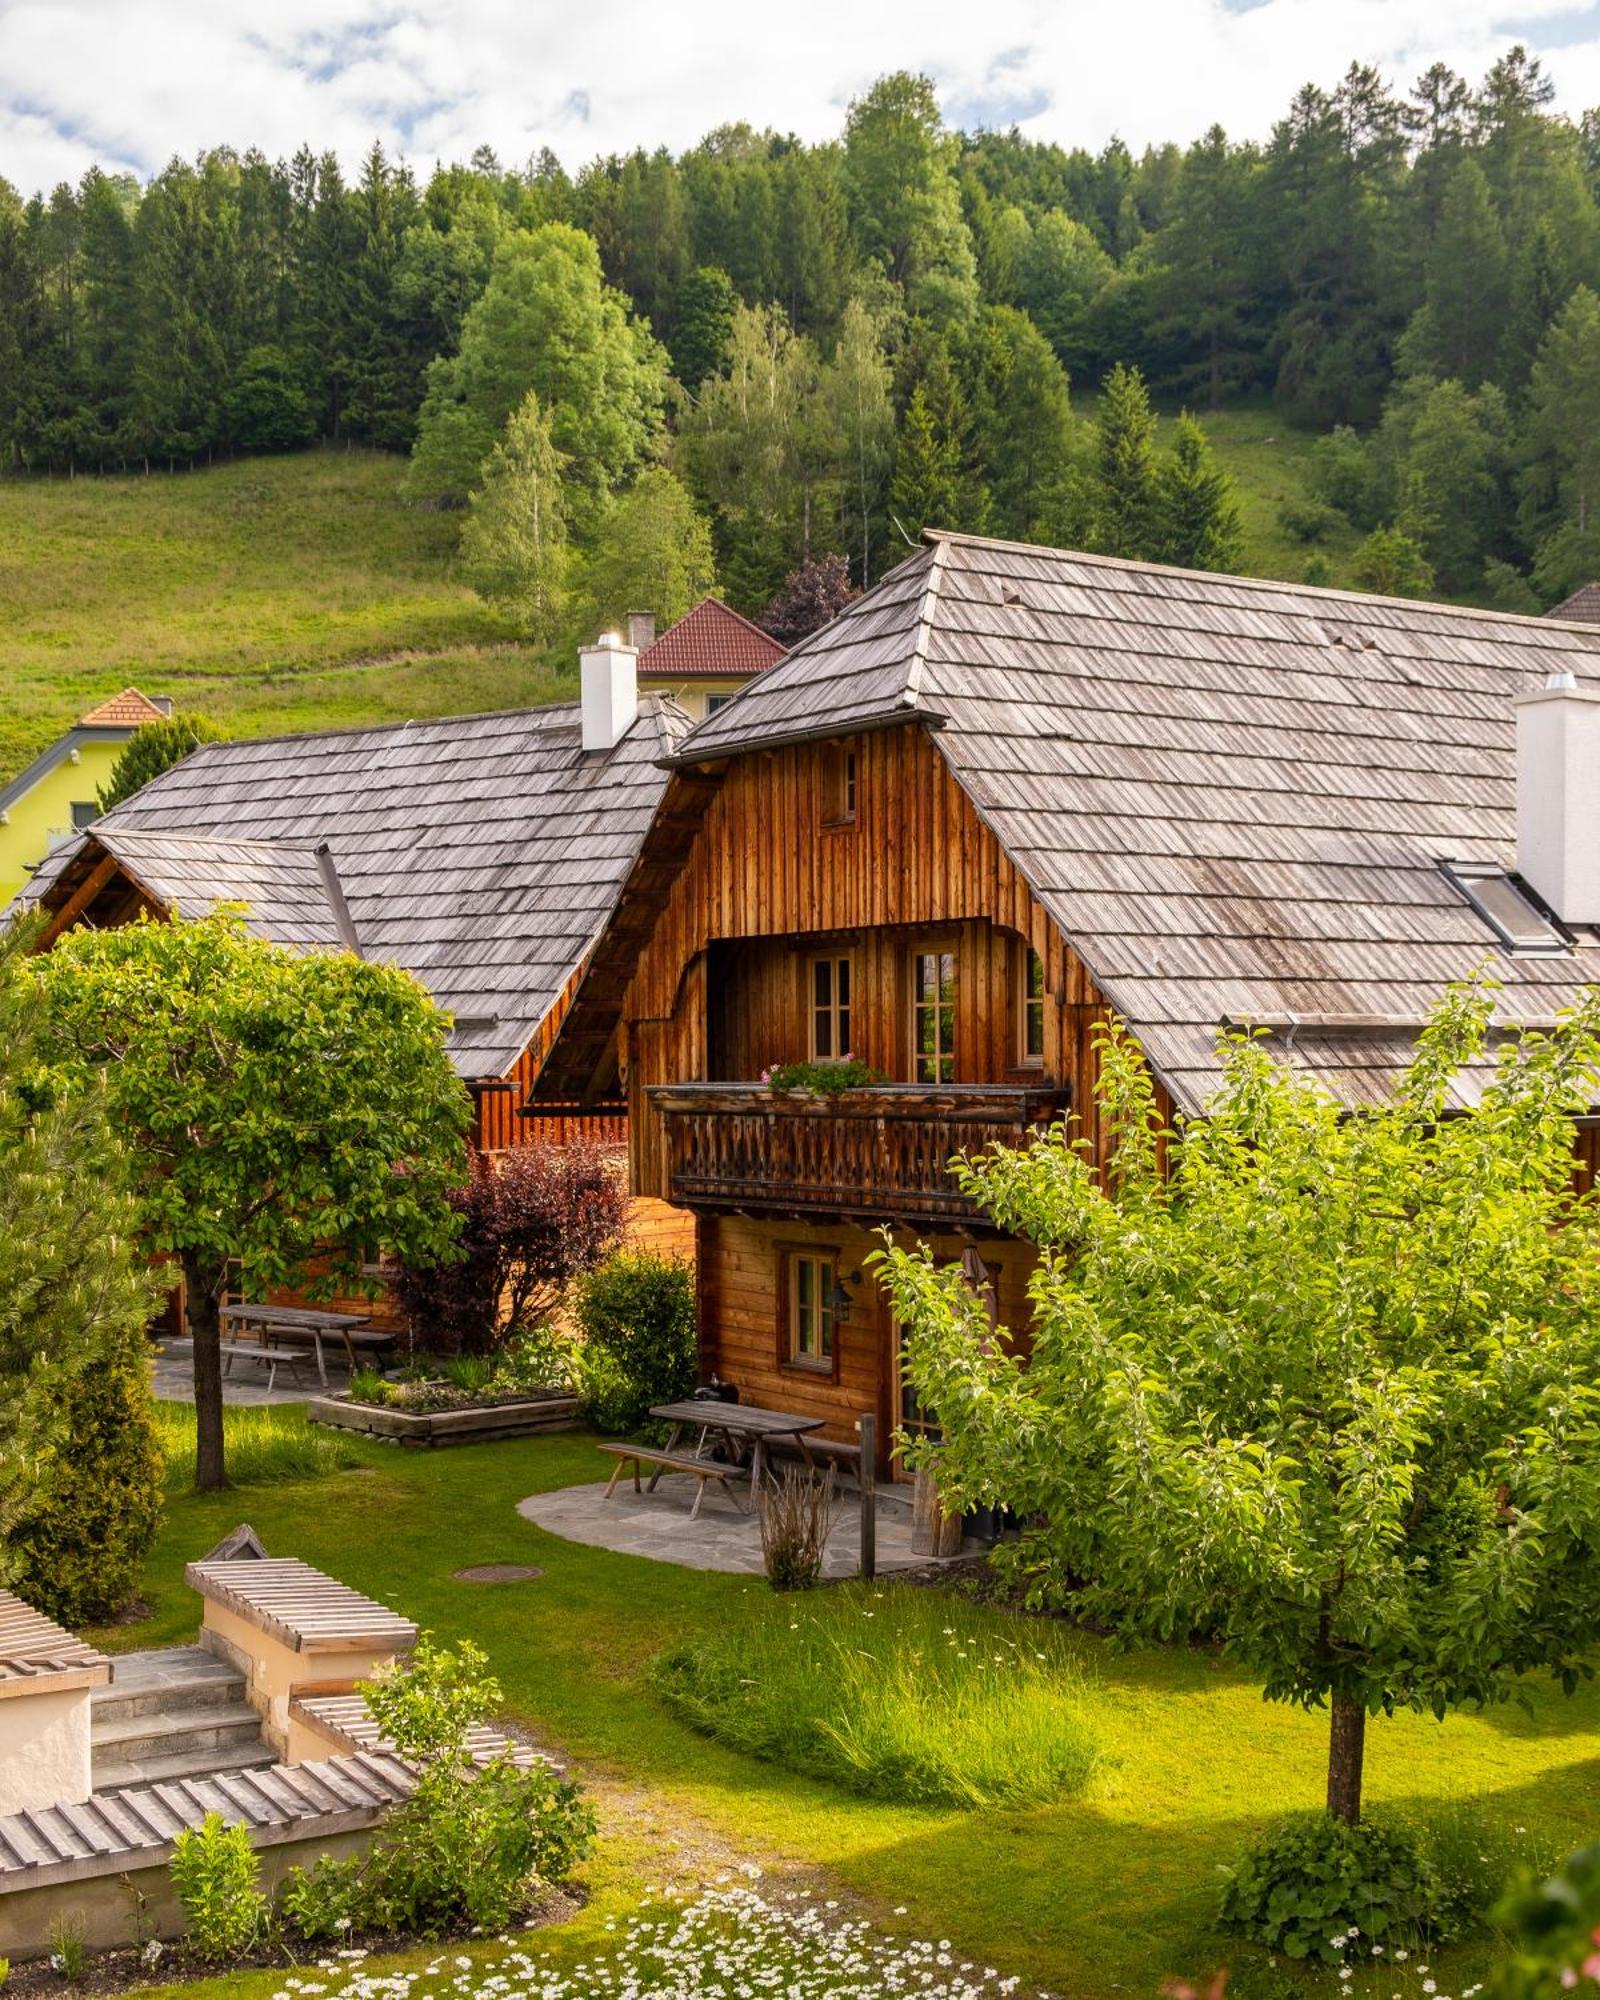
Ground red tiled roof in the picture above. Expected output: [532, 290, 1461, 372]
[1548, 583, 1600, 625]
[78, 688, 171, 728]
[636, 598, 786, 680]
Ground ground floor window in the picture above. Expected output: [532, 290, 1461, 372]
[781, 1247, 837, 1374]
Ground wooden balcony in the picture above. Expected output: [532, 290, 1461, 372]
[648, 1081, 1069, 1225]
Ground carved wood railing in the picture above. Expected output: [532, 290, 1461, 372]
[648, 1082, 1069, 1224]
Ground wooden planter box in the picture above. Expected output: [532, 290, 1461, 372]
[308, 1391, 580, 1447]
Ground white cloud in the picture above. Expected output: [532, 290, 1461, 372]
[2, 0, 1599, 192]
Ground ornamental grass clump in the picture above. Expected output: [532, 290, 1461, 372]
[652, 1583, 1098, 1807]
[758, 1465, 839, 1589]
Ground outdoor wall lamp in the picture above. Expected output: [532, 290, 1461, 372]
[827, 1268, 863, 1324]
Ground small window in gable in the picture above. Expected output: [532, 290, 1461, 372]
[823, 744, 857, 826]
[1442, 861, 1570, 954]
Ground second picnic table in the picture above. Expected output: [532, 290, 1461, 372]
[220, 1302, 393, 1389]
[647, 1399, 825, 1494]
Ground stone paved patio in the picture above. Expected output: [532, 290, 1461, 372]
[150, 1337, 354, 1407]
[518, 1472, 984, 1576]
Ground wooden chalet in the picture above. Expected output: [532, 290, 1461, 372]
[537, 530, 1600, 1475]
[24, 690, 690, 1153]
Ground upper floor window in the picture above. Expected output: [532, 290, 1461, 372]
[70, 801, 98, 832]
[706, 693, 735, 714]
[783, 1249, 836, 1373]
[810, 955, 852, 1060]
[823, 744, 857, 826]
[1019, 946, 1046, 1067]
[911, 949, 957, 1083]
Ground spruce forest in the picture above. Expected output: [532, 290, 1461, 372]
[5, 49, 1600, 643]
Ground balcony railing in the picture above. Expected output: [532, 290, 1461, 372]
[648, 1081, 1069, 1224]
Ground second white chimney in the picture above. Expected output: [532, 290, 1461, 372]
[1516, 670, 1600, 922]
[580, 632, 638, 752]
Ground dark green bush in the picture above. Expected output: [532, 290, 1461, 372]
[1218, 1812, 1441, 1963]
[9, 1342, 163, 1624]
[97, 712, 223, 813]
[224, 345, 318, 453]
[573, 1252, 696, 1433]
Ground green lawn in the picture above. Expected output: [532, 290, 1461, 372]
[93, 1408, 1600, 1999]
[0, 451, 567, 780]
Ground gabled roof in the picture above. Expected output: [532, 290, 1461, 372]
[1548, 582, 1600, 625]
[673, 532, 1600, 1114]
[637, 597, 786, 680]
[27, 699, 691, 1081]
[78, 688, 173, 727]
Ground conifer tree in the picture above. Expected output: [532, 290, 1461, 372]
[1091, 362, 1160, 559]
[1151, 411, 1244, 570]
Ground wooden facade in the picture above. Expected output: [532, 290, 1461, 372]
[575, 719, 1135, 1467]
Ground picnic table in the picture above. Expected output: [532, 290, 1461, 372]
[220, 1302, 393, 1389]
[647, 1399, 825, 1494]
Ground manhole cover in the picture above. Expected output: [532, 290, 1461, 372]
[453, 1563, 543, 1584]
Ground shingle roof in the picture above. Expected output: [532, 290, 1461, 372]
[1548, 582, 1600, 625]
[78, 687, 171, 727]
[27, 700, 689, 1081]
[675, 532, 1600, 1114]
[637, 597, 786, 680]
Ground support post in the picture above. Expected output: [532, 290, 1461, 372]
[857, 1414, 876, 1581]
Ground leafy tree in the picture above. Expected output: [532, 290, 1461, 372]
[458, 391, 570, 643]
[843, 73, 978, 325]
[1151, 412, 1243, 570]
[819, 298, 894, 583]
[764, 552, 857, 642]
[224, 345, 317, 453]
[0, 918, 163, 1623]
[1353, 522, 1436, 596]
[408, 222, 668, 521]
[393, 1140, 627, 1356]
[1090, 362, 1160, 558]
[32, 912, 469, 1490]
[573, 467, 717, 638]
[1380, 376, 1512, 592]
[98, 711, 224, 813]
[1016, 210, 1114, 374]
[874, 982, 1600, 1825]
[669, 265, 739, 387]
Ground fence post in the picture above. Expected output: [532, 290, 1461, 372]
[857, 1413, 876, 1581]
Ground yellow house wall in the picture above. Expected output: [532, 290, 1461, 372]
[636, 677, 747, 723]
[0, 740, 124, 902]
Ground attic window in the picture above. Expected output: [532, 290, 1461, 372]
[1441, 861, 1570, 954]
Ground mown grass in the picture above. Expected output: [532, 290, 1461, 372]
[93, 1413, 1600, 2000]
[0, 449, 568, 780]
[652, 1581, 1100, 1807]
[152, 1401, 358, 1490]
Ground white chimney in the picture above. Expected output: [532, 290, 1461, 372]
[1515, 670, 1600, 922]
[580, 632, 638, 752]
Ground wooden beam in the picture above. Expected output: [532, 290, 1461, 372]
[37, 853, 121, 947]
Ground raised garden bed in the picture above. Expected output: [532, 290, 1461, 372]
[309, 1388, 580, 1446]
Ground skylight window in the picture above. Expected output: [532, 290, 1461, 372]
[1441, 861, 1570, 953]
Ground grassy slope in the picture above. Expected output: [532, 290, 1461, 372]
[0, 449, 571, 780]
[102, 1415, 1600, 2000]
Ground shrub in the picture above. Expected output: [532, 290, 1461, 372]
[8, 1339, 163, 1625]
[1218, 1812, 1441, 1962]
[1492, 1841, 1600, 2000]
[224, 345, 318, 453]
[573, 1252, 697, 1433]
[169, 1812, 268, 1961]
[283, 1637, 595, 1941]
[1277, 497, 1343, 545]
[45, 1913, 86, 1983]
[758, 1467, 839, 1590]
[395, 1142, 627, 1356]
[493, 1322, 577, 1394]
[651, 1584, 1099, 1807]
[1403, 1802, 1559, 1938]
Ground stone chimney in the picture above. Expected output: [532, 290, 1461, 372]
[627, 609, 657, 650]
[580, 632, 639, 752]
[1515, 669, 1600, 922]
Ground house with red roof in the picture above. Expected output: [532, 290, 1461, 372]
[629, 598, 786, 721]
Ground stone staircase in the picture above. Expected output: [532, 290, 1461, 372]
[90, 1646, 273, 1793]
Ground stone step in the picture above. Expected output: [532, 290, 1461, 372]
[92, 1646, 245, 1723]
[92, 1701, 265, 1771]
[92, 1735, 277, 1796]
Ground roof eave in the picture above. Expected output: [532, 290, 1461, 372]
[663, 703, 949, 772]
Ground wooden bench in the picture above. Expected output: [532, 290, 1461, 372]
[597, 1443, 751, 1521]
[770, 1433, 863, 1488]
[219, 1341, 317, 1393]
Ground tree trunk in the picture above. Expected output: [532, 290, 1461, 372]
[910, 1462, 962, 1557]
[1326, 1694, 1365, 1824]
[183, 1255, 229, 1492]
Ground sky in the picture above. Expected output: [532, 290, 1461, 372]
[4, 0, 1600, 194]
